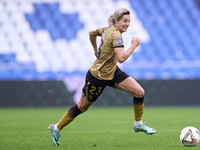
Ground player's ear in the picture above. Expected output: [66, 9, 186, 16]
[114, 18, 118, 23]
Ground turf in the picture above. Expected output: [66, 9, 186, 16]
[0, 106, 200, 150]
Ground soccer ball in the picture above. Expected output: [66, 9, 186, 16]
[180, 126, 200, 146]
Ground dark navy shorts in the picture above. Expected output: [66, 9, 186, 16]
[82, 66, 129, 102]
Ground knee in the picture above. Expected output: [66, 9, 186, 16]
[135, 88, 145, 98]
[78, 106, 89, 112]
[77, 96, 92, 112]
[77, 103, 89, 112]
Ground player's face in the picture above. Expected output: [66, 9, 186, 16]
[115, 14, 130, 33]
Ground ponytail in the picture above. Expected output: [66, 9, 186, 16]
[108, 14, 115, 27]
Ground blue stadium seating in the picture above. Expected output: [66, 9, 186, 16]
[25, 3, 83, 41]
[0, 0, 200, 80]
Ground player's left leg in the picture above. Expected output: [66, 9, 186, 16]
[117, 77, 156, 135]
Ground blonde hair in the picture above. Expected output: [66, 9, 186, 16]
[108, 8, 130, 27]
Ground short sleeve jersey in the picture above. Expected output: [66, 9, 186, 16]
[90, 25, 124, 80]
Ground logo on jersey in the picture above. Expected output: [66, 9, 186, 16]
[117, 39, 122, 45]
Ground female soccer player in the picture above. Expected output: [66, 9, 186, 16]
[49, 8, 155, 146]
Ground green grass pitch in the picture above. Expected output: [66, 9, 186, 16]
[0, 106, 199, 150]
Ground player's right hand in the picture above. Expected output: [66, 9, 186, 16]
[94, 49, 98, 58]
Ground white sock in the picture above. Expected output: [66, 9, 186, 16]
[54, 124, 61, 132]
[134, 120, 143, 126]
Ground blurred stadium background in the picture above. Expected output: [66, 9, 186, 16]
[0, 0, 200, 107]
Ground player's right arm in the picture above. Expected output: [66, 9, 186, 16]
[89, 30, 99, 57]
[89, 27, 108, 57]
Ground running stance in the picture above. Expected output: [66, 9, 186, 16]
[49, 8, 155, 146]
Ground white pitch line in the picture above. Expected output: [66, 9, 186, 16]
[1, 129, 180, 134]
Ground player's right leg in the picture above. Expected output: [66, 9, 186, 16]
[57, 95, 93, 130]
[48, 70, 106, 145]
[49, 95, 93, 146]
[48, 124, 61, 145]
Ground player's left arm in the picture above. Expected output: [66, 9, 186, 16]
[114, 37, 141, 63]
